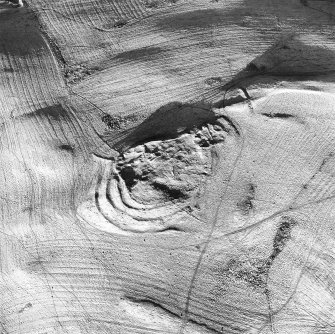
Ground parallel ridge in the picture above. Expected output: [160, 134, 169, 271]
[78, 119, 228, 234]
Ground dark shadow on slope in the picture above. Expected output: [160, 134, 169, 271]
[114, 46, 164, 63]
[0, 7, 46, 57]
[26, 104, 70, 121]
[107, 101, 218, 152]
[244, 34, 335, 76]
[157, 8, 228, 31]
[211, 33, 335, 100]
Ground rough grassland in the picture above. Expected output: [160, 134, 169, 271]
[1, 1, 335, 334]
